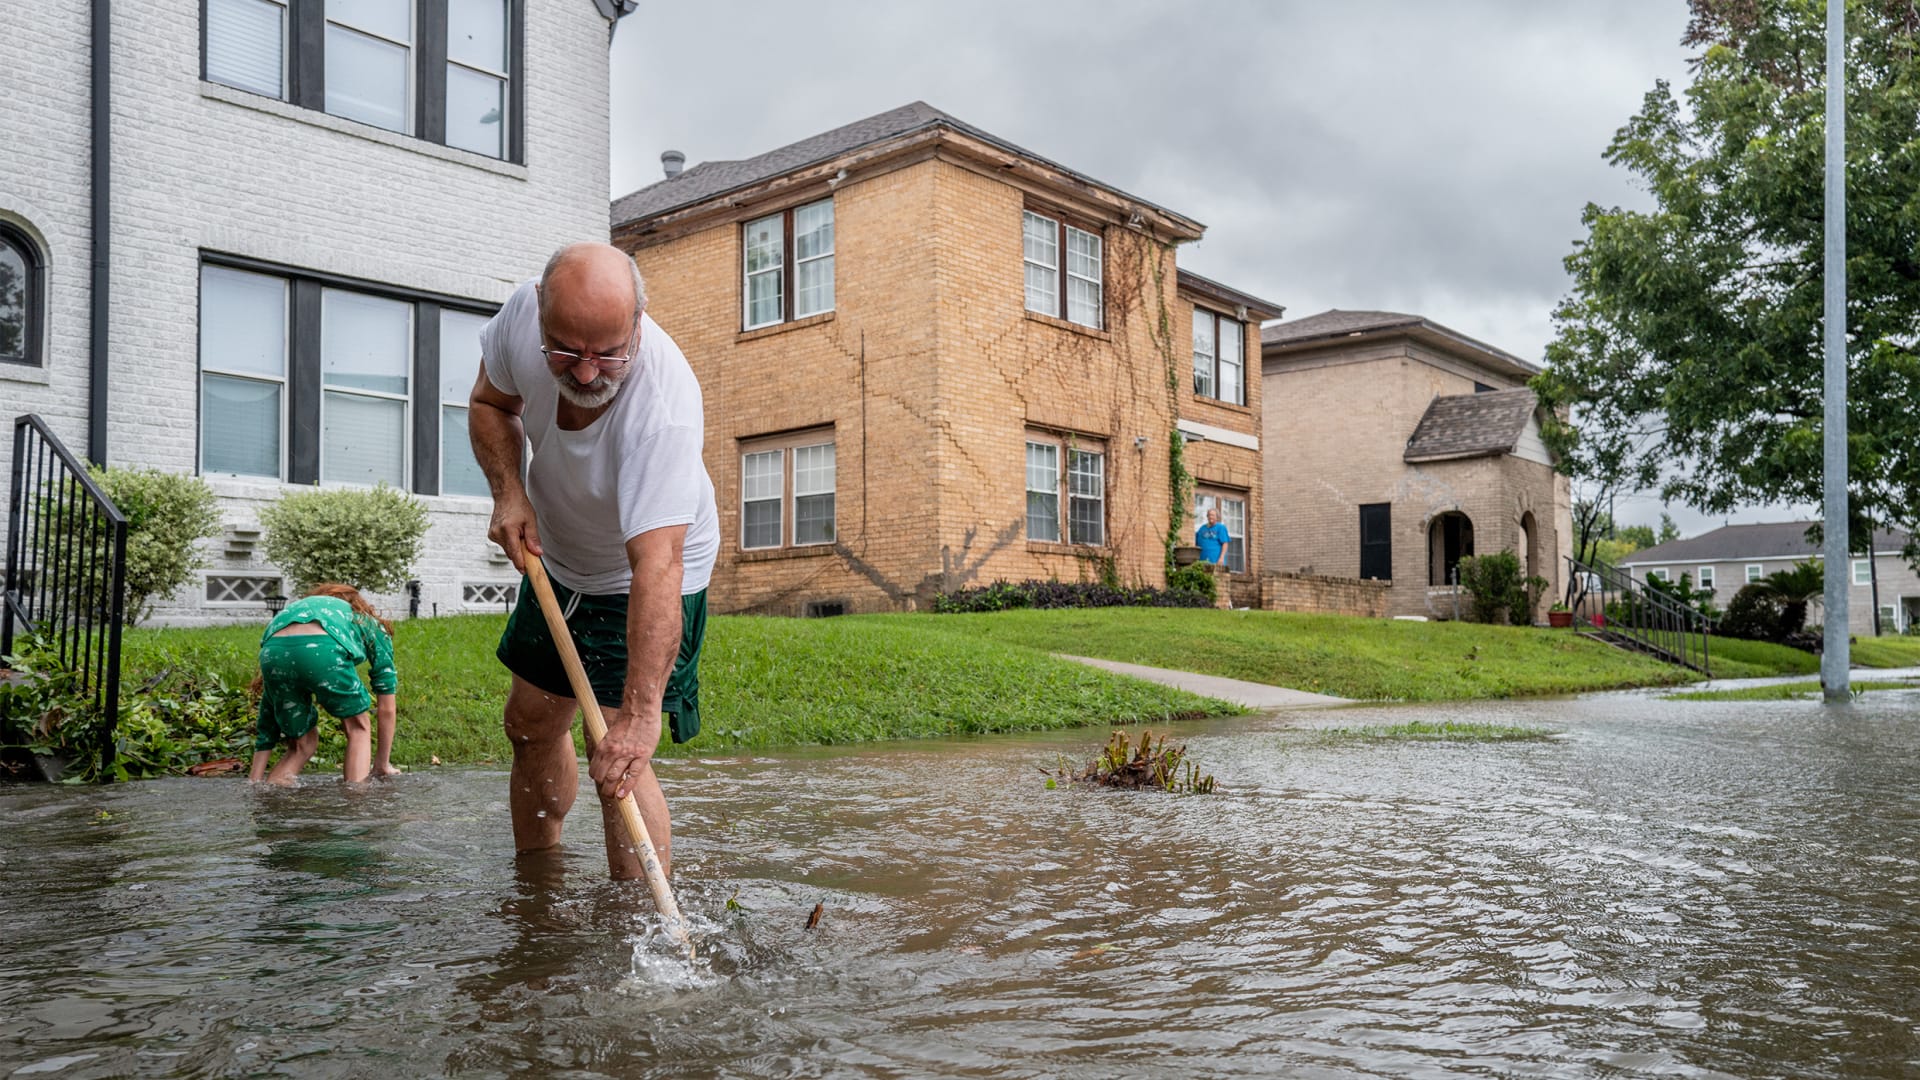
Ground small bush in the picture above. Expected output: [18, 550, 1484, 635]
[1456, 550, 1548, 625]
[1164, 563, 1217, 603]
[1720, 583, 1793, 643]
[933, 578, 1213, 613]
[261, 484, 428, 594]
[91, 466, 223, 624]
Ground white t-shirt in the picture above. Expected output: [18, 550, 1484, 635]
[479, 281, 719, 596]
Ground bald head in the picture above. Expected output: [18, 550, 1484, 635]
[537, 242, 647, 354]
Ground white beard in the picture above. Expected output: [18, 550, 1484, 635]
[553, 371, 623, 409]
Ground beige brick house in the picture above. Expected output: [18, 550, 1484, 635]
[611, 103, 1280, 615]
[1260, 310, 1571, 620]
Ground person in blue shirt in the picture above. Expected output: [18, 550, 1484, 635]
[1195, 507, 1231, 566]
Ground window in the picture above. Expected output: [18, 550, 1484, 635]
[202, 0, 521, 161]
[1697, 566, 1716, 590]
[1025, 433, 1105, 545]
[200, 265, 289, 478]
[1, 222, 46, 368]
[1648, 568, 1670, 582]
[438, 309, 491, 497]
[1746, 563, 1763, 584]
[739, 431, 835, 550]
[1194, 488, 1248, 573]
[742, 199, 833, 330]
[1880, 603, 1899, 629]
[1022, 210, 1102, 328]
[1853, 559, 1872, 586]
[1359, 503, 1392, 581]
[198, 257, 493, 492]
[1191, 307, 1246, 406]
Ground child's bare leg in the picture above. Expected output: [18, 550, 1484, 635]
[342, 712, 372, 783]
[371, 694, 399, 777]
[265, 730, 318, 786]
[249, 749, 272, 783]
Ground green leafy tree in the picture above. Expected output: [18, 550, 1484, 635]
[90, 467, 222, 625]
[260, 484, 428, 594]
[1535, 0, 1920, 564]
[1759, 558, 1827, 633]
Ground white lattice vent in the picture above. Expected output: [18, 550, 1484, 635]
[464, 581, 518, 609]
[206, 574, 280, 604]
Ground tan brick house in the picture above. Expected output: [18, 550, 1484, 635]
[611, 103, 1281, 615]
[1260, 310, 1571, 620]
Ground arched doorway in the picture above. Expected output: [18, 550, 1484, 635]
[1428, 511, 1474, 586]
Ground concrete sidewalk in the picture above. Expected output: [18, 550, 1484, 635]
[1056, 655, 1353, 709]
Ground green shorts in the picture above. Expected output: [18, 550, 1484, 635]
[494, 577, 707, 743]
[256, 634, 374, 751]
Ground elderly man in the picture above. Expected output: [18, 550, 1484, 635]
[1196, 506, 1231, 567]
[468, 242, 719, 881]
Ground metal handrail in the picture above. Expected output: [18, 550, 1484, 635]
[1564, 554, 1711, 675]
[4, 414, 128, 768]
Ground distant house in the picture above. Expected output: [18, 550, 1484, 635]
[3, 0, 630, 623]
[1260, 310, 1571, 620]
[611, 103, 1281, 615]
[1619, 522, 1917, 636]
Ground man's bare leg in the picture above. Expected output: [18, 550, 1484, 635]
[341, 712, 372, 783]
[504, 675, 581, 852]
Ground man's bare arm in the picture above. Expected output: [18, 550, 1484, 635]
[468, 367, 542, 569]
[587, 525, 686, 801]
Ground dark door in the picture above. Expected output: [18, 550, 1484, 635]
[1359, 503, 1392, 581]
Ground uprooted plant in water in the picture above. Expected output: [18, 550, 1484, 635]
[1042, 729, 1217, 794]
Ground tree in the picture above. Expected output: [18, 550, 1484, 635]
[1535, 0, 1920, 566]
[1759, 559, 1827, 634]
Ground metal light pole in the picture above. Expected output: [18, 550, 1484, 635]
[1821, 0, 1851, 701]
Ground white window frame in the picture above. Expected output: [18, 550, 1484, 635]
[742, 198, 833, 330]
[1025, 439, 1060, 543]
[1191, 308, 1215, 400]
[1746, 563, 1763, 583]
[1194, 487, 1248, 573]
[203, 573, 286, 607]
[205, 0, 289, 99]
[1067, 446, 1105, 546]
[318, 287, 413, 490]
[324, 0, 417, 135]
[198, 265, 290, 481]
[1852, 558, 1872, 586]
[739, 430, 836, 550]
[1023, 209, 1103, 329]
[1647, 567, 1670, 582]
[1697, 565, 1715, 590]
[438, 309, 491, 499]
[1026, 432, 1105, 546]
[1191, 306, 1246, 406]
[444, 0, 510, 158]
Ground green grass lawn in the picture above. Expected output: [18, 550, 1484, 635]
[1664, 679, 1917, 702]
[916, 608, 1694, 700]
[1703, 636, 1822, 679]
[120, 614, 1238, 766]
[1853, 636, 1920, 668]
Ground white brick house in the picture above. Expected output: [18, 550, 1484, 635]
[2, 0, 631, 624]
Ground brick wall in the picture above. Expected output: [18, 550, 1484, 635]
[623, 151, 1260, 615]
[1260, 571, 1391, 617]
[5, 0, 615, 624]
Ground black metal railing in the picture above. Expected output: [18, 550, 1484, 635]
[1564, 554, 1710, 675]
[3, 415, 128, 746]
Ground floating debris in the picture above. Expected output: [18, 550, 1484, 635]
[1041, 730, 1217, 794]
[805, 902, 825, 930]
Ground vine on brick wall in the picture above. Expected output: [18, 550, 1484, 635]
[1166, 425, 1193, 570]
[1138, 231, 1190, 572]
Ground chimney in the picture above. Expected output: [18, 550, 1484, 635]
[661, 150, 685, 179]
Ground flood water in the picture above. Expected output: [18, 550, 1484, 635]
[4, 689, 1920, 1078]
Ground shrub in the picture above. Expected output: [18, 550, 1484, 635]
[261, 484, 428, 594]
[1719, 583, 1792, 642]
[933, 579, 1213, 613]
[88, 466, 222, 625]
[1645, 571, 1721, 621]
[1456, 550, 1548, 625]
[1164, 563, 1217, 603]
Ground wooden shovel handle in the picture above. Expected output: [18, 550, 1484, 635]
[523, 555, 694, 959]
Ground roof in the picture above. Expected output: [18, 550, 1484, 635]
[1176, 269, 1285, 322]
[1619, 522, 1914, 567]
[1261, 309, 1540, 377]
[611, 101, 1198, 232]
[1402, 388, 1539, 462]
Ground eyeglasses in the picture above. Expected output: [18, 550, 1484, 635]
[541, 307, 641, 370]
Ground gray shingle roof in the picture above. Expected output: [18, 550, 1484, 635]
[1619, 522, 1912, 566]
[1261, 309, 1424, 345]
[1403, 388, 1538, 462]
[610, 101, 1195, 231]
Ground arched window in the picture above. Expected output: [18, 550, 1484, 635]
[0, 222, 44, 368]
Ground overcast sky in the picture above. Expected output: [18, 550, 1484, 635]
[606, 1, 1811, 536]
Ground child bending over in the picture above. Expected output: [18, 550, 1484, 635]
[249, 583, 399, 786]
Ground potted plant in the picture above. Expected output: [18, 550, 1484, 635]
[1172, 545, 1202, 567]
[1547, 602, 1574, 628]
